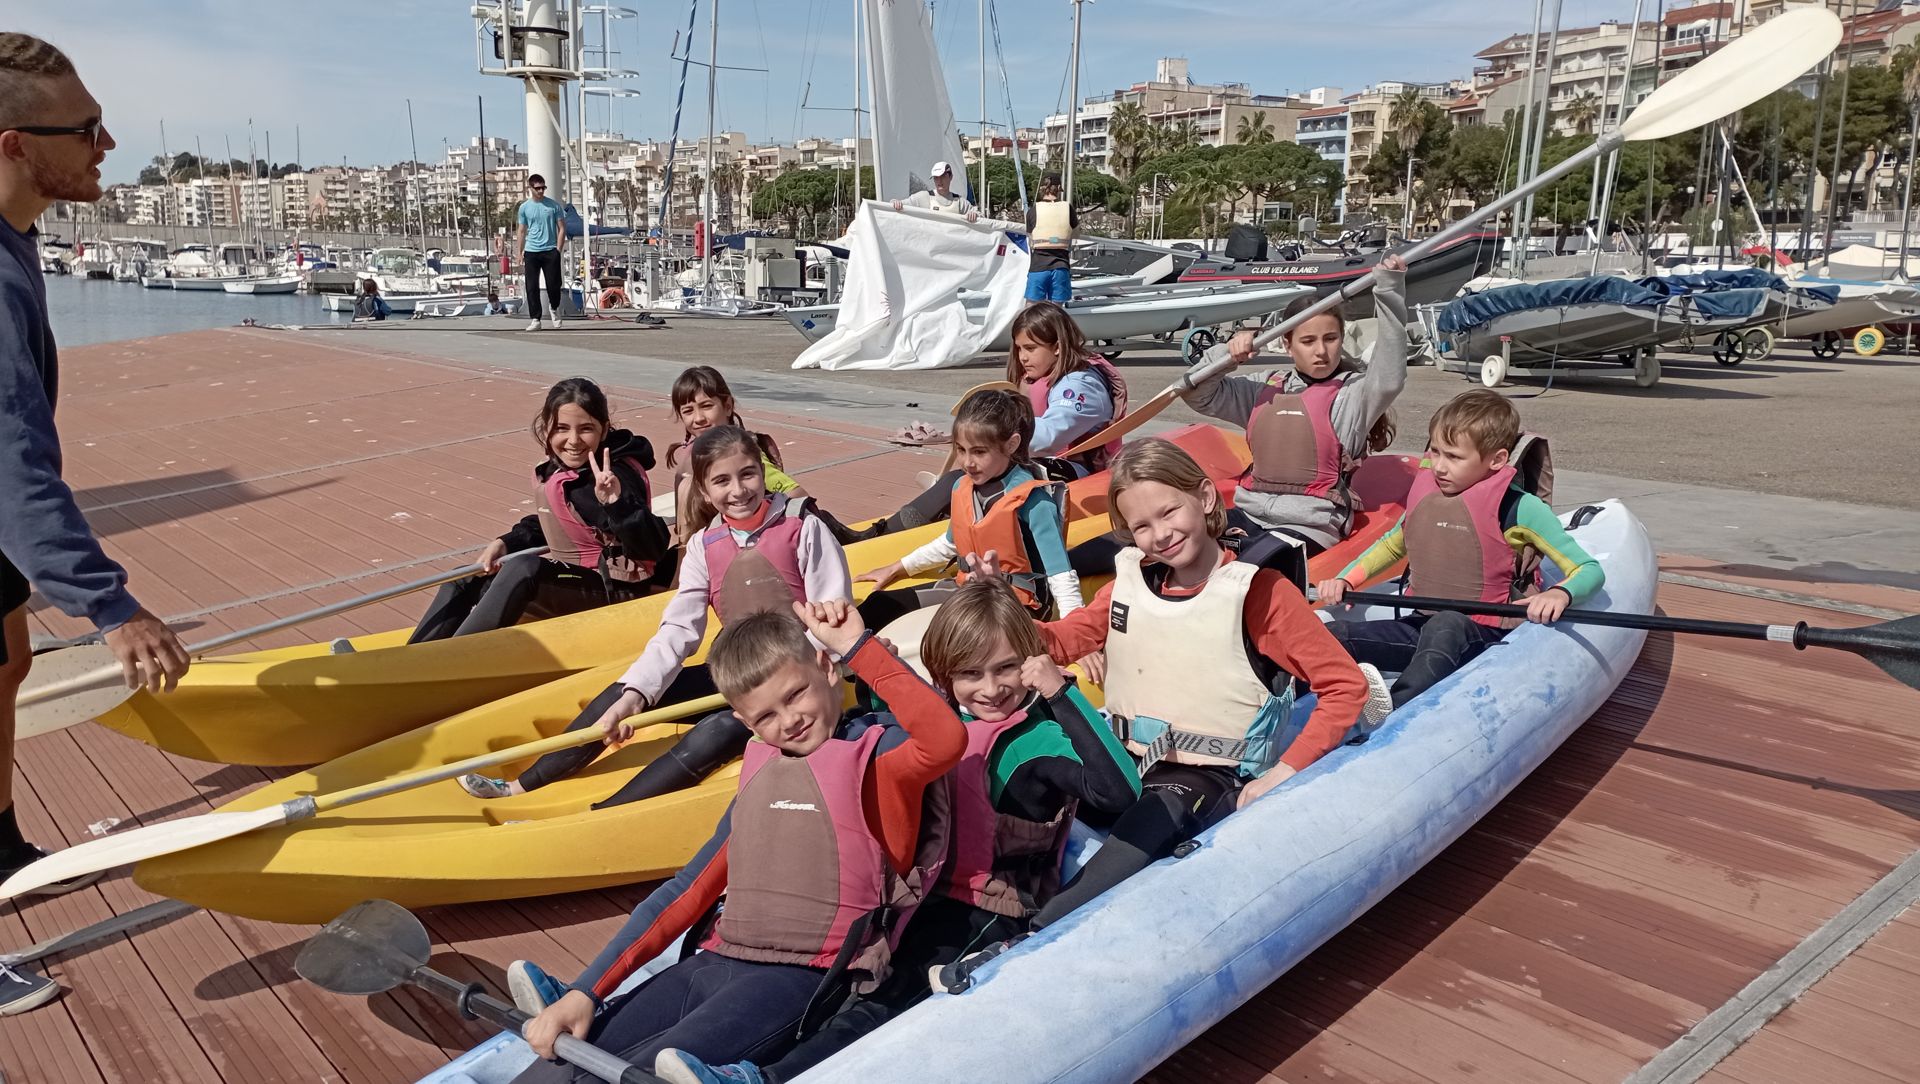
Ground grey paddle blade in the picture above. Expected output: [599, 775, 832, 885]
[295, 899, 433, 997]
[1803, 614, 1920, 691]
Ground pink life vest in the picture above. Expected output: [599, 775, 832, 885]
[935, 710, 1075, 919]
[708, 725, 950, 988]
[1024, 357, 1129, 470]
[533, 457, 656, 583]
[701, 496, 811, 625]
[1401, 463, 1531, 629]
[1243, 374, 1354, 515]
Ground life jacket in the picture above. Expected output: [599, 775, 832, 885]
[1031, 200, 1073, 249]
[700, 494, 812, 624]
[1243, 373, 1358, 525]
[1400, 433, 1553, 630]
[707, 725, 950, 990]
[534, 456, 656, 583]
[925, 190, 967, 215]
[949, 473, 1058, 612]
[1103, 549, 1299, 778]
[1025, 358, 1130, 471]
[935, 709, 1075, 920]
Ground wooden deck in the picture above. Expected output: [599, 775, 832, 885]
[6, 329, 1918, 1083]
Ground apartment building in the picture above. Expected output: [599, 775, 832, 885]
[1295, 106, 1349, 221]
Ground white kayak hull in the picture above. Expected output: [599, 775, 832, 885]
[417, 499, 1654, 1084]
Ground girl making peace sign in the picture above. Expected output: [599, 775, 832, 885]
[407, 378, 676, 643]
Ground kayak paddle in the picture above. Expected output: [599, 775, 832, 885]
[14, 546, 550, 739]
[296, 899, 657, 1084]
[1062, 6, 1844, 458]
[0, 693, 728, 900]
[1337, 590, 1920, 691]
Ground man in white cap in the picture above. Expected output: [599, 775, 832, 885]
[891, 161, 977, 221]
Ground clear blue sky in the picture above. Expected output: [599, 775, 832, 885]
[20, 0, 1647, 185]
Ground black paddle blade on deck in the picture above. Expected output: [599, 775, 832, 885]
[1801, 614, 1920, 691]
[295, 899, 433, 997]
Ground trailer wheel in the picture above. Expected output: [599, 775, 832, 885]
[1853, 326, 1887, 356]
[1712, 331, 1742, 366]
[1632, 350, 1661, 388]
[1180, 327, 1218, 364]
[1740, 327, 1774, 361]
[1099, 349, 1124, 361]
[1810, 334, 1842, 359]
[1479, 354, 1508, 388]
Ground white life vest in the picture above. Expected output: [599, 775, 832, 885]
[1102, 548, 1294, 777]
[1031, 201, 1073, 249]
[924, 190, 966, 215]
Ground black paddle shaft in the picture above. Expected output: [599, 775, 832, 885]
[1341, 591, 1920, 689]
[406, 967, 658, 1084]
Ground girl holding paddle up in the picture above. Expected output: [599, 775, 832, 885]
[1182, 253, 1410, 562]
[408, 378, 674, 643]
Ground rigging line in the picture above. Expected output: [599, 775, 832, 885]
[657, 0, 703, 228]
[749, 0, 773, 142]
[988, 0, 1029, 210]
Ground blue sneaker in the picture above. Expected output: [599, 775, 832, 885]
[506, 960, 566, 1014]
[653, 1049, 768, 1084]
[0, 962, 58, 1016]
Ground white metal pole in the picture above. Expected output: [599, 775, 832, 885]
[852, 0, 862, 200]
[1403, 155, 1416, 237]
[1063, 0, 1084, 203]
[704, 0, 719, 297]
[979, 0, 988, 210]
[1519, 0, 1565, 273]
[1591, 0, 1647, 274]
[578, 2, 592, 311]
[1511, 0, 1547, 261]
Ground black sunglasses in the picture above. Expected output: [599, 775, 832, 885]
[530, 183, 547, 190]
[8, 118, 106, 150]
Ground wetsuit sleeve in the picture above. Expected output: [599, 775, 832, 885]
[497, 513, 546, 553]
[617, 533, 712, 703]
[1335, 517, 1407, 585]
[1329, 269, 1410, 457]
[762, 455, 800, 494]
[573, 806, 732, 1000]
[0, 287, 138, 630]
[1508, 494, 1606, 603]
[1180, 350, 1266, 426]
[798, 514, 854, 602]
[1038, 578, 1113, 663]
[853, 636, 967, 873]
[1031, 371, 1113, 457]
[1025, 685, 1141, 814]
[1021, 486, 1072, 575]
[1244, 570, 1368, 772]
[571, 464, 673, 568]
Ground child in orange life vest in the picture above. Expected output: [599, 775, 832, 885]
[666, 366, 805, 541]
[854, 390, 1083, 629]
[1316, 389, 1605, 710]
[982, 437, 1371, 936]
[1181, 253, 1410, 559]
[409, 377, 673, 644]
[457, 425, 852, 805]
[653, 581, 1141, 1084]
[510, 602, 965, 1083]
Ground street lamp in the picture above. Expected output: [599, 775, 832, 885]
[1403, 156, 1420, 238]
[1150, 172, 1167, 239]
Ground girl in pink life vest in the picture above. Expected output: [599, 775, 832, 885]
[457, 425, 852, 804]
[655, 580, 1142, 1083]
[1180, 253, 1411, 559]
[665, 366, 805, 541]
[408, 377, 673, 644]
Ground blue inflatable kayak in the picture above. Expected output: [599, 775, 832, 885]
[418, 499, 1656, 1084]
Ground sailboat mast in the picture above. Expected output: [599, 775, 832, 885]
[978, 0, 987, 210]
[704, 0, 719, 296]
[1590, 0, 1646, 274]
[406, 99, 427, 255]
[1821, 0, 1862, 262]
[195, 136, 214, 253]
[1897, 94, 1917, 280]
[1518, 0, 1565, 275]
[159, 119, 171, 230]
[1063, 0, 1084, 204]
[852, 0, 862, 200]
[1510, 0, 1547, 264]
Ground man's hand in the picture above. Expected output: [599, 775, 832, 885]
[102, 608, 191, 694]
[854, 561, 906, 591]
[1020, 655, 1068, 699]
[1525, 587, 1571, 624]
[1236, 763, 1297, 809]
[794, 599, 867, 658]
[594, 688, 648, 743]
[1313, 576, 1353, 607]
[965, 210, 979, 223]
[891, 199, 905, 211]
[523, 989, 595, 1060]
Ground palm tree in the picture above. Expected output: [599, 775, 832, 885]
[1173, 161, 1235, 248]
[1562, 91, 1602, 136]
[1235, 111, 1275, 145]
[589, 177, 611, 225]
[1391, 86, 1428, 148]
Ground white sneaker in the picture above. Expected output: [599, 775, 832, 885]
[1357, 663, 1395, 729]
[524, 319, 541, 332]
[548, 314, 563, 329]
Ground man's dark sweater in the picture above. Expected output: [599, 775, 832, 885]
[0, 216, 137, 629]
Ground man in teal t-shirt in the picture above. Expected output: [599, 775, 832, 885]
[515, 173, 566, 330]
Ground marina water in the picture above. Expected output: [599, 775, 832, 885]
[44, 276, 356, 347]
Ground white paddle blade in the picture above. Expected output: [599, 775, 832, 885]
[13, 644, 135, 738]
[1622, 7, 1841, 142]
[877, 605, 940, 683]
[0, 805, 294, 900]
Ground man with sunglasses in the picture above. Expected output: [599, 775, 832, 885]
[515, 172, 567, 331]
[0, 33, 192, 1014]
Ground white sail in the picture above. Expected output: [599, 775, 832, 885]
[864, 0, 970, 202]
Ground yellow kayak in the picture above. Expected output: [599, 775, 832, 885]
[95, 425, 1249, 767]
[130, 428, 1419, 923]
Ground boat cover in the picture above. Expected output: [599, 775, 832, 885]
[1683, 286, 1771, 319]
[1435, 275, 1667, 334]
[1633, 268, 1782, 295]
